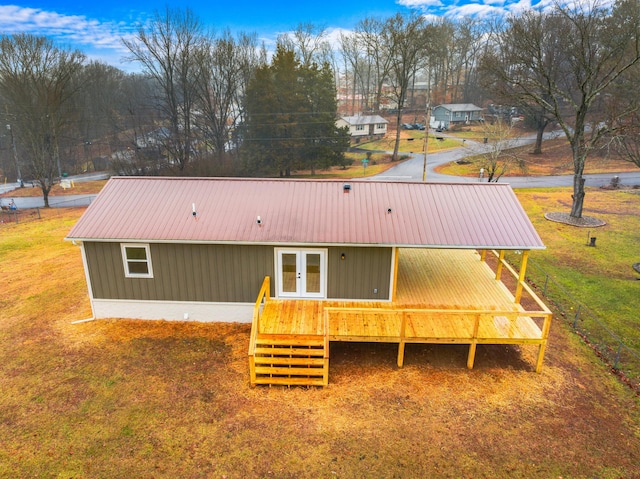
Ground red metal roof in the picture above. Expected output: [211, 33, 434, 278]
[66, 177, 544, 250]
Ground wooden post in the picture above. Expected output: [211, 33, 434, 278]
[480, 249, 487, 262]
[495, 250, 505, 280]
[391, 247, 399, 302]
[467, 313, 480, 369]
[514, 250, 529, 304]
[535, 312, 553, 372]
[397, 311, 406, 367]
[323, 310, 330, 385]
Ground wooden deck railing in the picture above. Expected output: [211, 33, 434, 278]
[248, 276, 270, 357]
[485, 249, 553, 316]
[324, 305, 552, 372]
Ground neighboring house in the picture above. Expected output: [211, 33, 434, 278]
[432, 104, 483, 129]
[336, 115, 388, 138]
[67, 177, 552, 386]
[135, 127, 171, 149]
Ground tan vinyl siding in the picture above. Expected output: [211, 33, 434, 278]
[84, 242, 275, 302]
[327, 247, 392, 300]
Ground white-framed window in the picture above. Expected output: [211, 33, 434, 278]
[121, 243, 153, 278]
[376, 123, 386, 129]
[355, 124, 365, 131]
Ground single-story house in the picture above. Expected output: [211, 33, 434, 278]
[336, 115, 388, 138]
[432, 104, 483, 129]
[66, 177, 552, 385]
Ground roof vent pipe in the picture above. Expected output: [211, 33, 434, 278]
[343, 183, 351, 192]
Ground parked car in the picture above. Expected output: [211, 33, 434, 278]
[401, 123, 414, 130]
[412, 123, 425, 130]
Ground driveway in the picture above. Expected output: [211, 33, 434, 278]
[373, 132, 640, 188]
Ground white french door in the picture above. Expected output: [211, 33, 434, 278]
[276, 249, 326, 298]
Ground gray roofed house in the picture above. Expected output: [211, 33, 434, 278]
[432, 103, 483, 129]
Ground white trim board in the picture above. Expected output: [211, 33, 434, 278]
[91, 299, 254, 323]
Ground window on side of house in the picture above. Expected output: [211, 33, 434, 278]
[355, 124, 365, 131]
[121, 244, 153, 278]
[376, 123, 386, 129]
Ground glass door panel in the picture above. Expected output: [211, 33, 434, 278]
[281, 253, 298, 294]
[304, 253, 321, 294]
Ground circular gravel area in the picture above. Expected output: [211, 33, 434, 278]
[544, 212, 607, 227]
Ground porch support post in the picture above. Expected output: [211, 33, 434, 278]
[514, 250, 530, 304]
[397, 311, 406, 367]
[535, 312, 553, 373]
[495, 250, 505, 280]
[480, 249, 487, 262]
[467, 313, 480, 369]
[535, 342, 547, 373]
[391, 247, 399, 302]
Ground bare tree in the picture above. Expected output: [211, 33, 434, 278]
[123, 7, 207, 172]
[355, 17, 394, 112]
[380, 13, 430, 161]
[71, 62, 129, 172]
[278, 23, 332, 67]
[0, 34, 85, 207]
[480, 0, 640, 218]
[476, 119, 525, 182]
[193, 31, 260, 166]
[339, 32, 368, 115]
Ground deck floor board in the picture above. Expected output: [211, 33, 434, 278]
[257, 249, 549, 352]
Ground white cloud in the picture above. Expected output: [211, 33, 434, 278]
[397, 0, 595, 20]
[397, 0, 444, 7]
[0, 5, 136, 54]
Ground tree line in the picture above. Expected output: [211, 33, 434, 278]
[0, 1, 638, 218]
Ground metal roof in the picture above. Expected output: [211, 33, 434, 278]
[339, 115, 388, 126]
[436, 103, 483, 112]
[66, 177, 544, 250]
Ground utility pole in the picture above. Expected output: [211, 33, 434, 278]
[421, 70, 432, 183]
[6, 124, 23, 187]
[422, 102, 431, 182]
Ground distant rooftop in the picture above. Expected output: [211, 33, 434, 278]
[339, 115, 388, 126]
[436, 103, 483, 112]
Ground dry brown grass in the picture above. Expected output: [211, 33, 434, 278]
[1, 206, 640, 478]
[435, 138, 639, 177]
[0, 180, 108, 198]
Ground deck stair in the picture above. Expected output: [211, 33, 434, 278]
[250, 334, 328, 387]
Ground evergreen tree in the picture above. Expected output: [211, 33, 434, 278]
[242, 46, 349, 176]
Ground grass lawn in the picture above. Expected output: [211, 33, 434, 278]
[514, 188, 640, 355]
[1, 180, 108, 198]
[1, 202, 640, 478]
[355, 129, 462, 154]
[436, 138, 639, 177]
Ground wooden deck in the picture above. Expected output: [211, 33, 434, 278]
[249, 249, 553, 386]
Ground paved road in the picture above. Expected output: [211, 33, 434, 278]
[373, 132, 640, 188]
[1, 171, 108, 208]
[4, 194, 97, 209]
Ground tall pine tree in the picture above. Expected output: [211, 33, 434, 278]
[242, 46, 349, 176]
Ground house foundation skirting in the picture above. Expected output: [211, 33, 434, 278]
[91, 299, 254, 322]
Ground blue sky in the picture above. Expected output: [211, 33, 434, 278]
[0, 1, 555, 69]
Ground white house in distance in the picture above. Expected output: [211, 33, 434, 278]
[337, 115, 388, 139]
